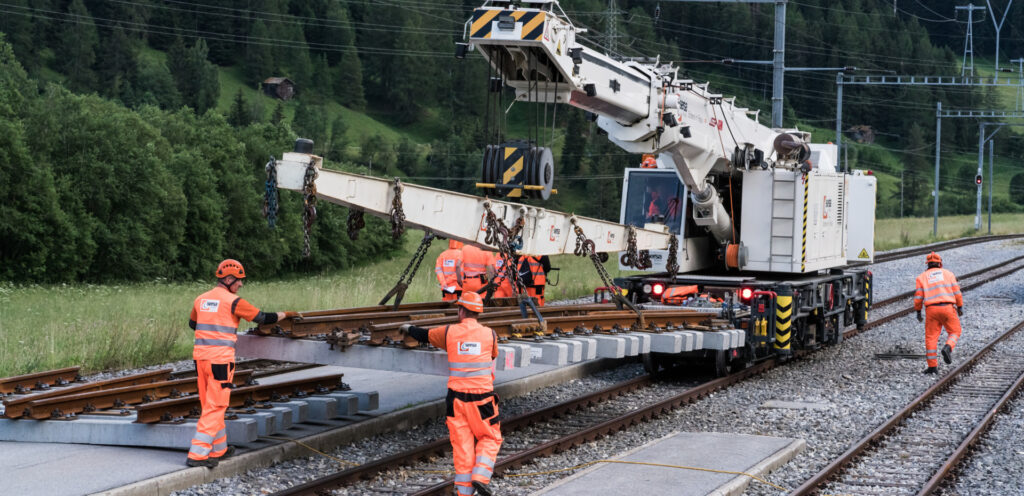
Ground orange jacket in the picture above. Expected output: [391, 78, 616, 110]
[461, 244, 490, 279]
[914, 268, 963, 311]
[522, 256, 546, 287]
[435, 248, 464, 290]
[427, 319, 499, 392]
[190, 286, 260, 362]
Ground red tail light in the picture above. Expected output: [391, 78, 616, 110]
[652, 283, 665, 296]
[739, 287, 754, 302]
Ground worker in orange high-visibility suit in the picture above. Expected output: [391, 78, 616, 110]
[518, 255, 549, 306]
[186, 259, 290, 468]
[489, 252, 515, 299]
[461, 244, 493, 295]
[436, 240, 465, 302]
[914, 252, 964, 374]
[400, 292, 502, 496]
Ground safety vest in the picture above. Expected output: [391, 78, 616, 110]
[192, 286, 242, 362]
[445, 319, 496, 392]
[662, 285, 698, 304]
[914, 268, 963, 311]
[462, 245, 489, 278]
[435, 248, 464, 289]
[524, 256, 546, 287]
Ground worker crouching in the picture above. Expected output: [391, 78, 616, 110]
[401, 292, 502, 496]
[914, 252, 964, 375]
[186, 259, 290, 468]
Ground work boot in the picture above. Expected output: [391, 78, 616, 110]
[922, 366, 938, 375]
[213, 446, 236, 460]
[942, 344, 953, 364]
[185, 457, 219, 469]
[472, 480, 494, 496]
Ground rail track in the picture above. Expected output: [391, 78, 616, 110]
[792, 318, 1024, 495]
[871, 234, 1024, 264]
[269, 244, 1024, 496]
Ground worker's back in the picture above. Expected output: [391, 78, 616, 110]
[444, 318, 497, 393]
[462, 245, 489, 277]
[914, 267, 962, 309]
[435, 248, 463, 287]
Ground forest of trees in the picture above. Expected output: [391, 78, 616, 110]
[1, 0, 1022, 282]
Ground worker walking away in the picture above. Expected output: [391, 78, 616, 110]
[518, 255, 549, 306]
[400, 292, 502, 496]
[914, 252, 964, 374]
[461, 243, 493, 295]
[187, 259, 289, 468]
[436, 240, 465, 302]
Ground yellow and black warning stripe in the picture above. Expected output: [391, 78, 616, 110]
[774, 295, 792, 353]
[470, 8, 546, 40]
[801, 176, 808, 272]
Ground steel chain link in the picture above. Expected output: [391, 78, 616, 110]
[483, 204, 527, 297]
[571, 220, 641, 315]
[301, 162, 318, 258]
[389, 177, 406, 240]
[346, 210, 365, 240]
[379, 232, 435, 309]
[666, 234, 680, 278]
[263, 157, 280, 229]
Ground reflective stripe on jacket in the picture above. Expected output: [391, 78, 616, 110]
[192, 286, 242, 362]
[461, 245, 489, 277]
[435, 249, 464, 289]
[445, 319, 497, 392]
[525, 256, 546, 286]
[914, 268, 963, 311]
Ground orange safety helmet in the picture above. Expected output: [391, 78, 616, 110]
[456, 291, 484, 313]
[216, 259, 246, 279]
[449, 239, 464, 250]
[641, 154, 657, 168]
[926, 252, 942, 265]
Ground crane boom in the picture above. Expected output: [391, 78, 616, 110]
[273, 151, 672, 256]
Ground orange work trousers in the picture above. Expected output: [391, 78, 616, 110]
[446, 389, 502, 495]
[441, 290, 461, 302]
[462, 276, 487, 295]
[526, 287, 545, 306]
[925, 304, 962, 367]
[187, 361, 234, 461]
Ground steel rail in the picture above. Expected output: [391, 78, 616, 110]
[133, 373, 347, 423]
[869, 254, 1024, 310]
[272, 375, 654, 496]
[871, 234, 1024, 264]
[2, 368, 172, 409]
[0, 367, 82, 395]
[271, 251, 1024, 496]
[8, 370, 256, 420]
[790, 319, 1024, 495]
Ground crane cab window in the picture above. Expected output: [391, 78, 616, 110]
[621, 169, 691, 236]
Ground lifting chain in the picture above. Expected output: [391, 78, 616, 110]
[263, 157, 280, 229]
[621, 226, 652, 270]
[571, 219, 642, 317]
[379, 232, 435, 310]
[666, 234, 680, 278]
[389, 177, 406, 240]
[301, 162, 319, 258]
[482, 203, 527, 298]
[347, 210, 365, 240]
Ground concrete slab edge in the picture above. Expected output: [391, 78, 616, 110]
[705, 438, 806, 496]
[91, 357, 628, 496]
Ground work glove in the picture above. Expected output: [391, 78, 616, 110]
[916, 310, 923, 323]
[956, 306, 963, 317]
[398, 323, 412, 335]
[444, 286, 457, 293]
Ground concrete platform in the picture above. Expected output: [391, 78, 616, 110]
[532, 431, 804, 496]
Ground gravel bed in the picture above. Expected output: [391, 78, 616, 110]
[939, 383, 1024, 495]
[170, 363, 648, 496]
[476, 264, 1024, 495]
[868, 238, 1024, 301]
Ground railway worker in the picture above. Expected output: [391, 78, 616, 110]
[489, 252, 515, 299]
[914, 252, 964, 374]
[186, 259, 289, 468]
[436, 239, 465, 302]
[399, 292, 502, 496]
[518, 255, 549, 306]
[461, 243, 493, 295]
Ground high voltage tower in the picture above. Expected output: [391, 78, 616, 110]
[956, 4, 985, 76]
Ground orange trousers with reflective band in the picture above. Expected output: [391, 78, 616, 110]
[187, 361, 234, 461]
[446, 389, 502, 495]
[925, 305, 961, 367]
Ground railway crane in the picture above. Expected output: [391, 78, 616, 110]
[268, 0, 877, 374]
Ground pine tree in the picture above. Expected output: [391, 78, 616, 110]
[243, 19, 275, 84]
[167, 38, 219, 113]
[57, 0, 99, 92]
[96, 26, 138, 100]
[227, 89, 252, 127]
[271, 102, 286, 125]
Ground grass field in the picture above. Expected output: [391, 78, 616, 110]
[0, 231, 625, 377]
[874, 213, 1024, 250]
